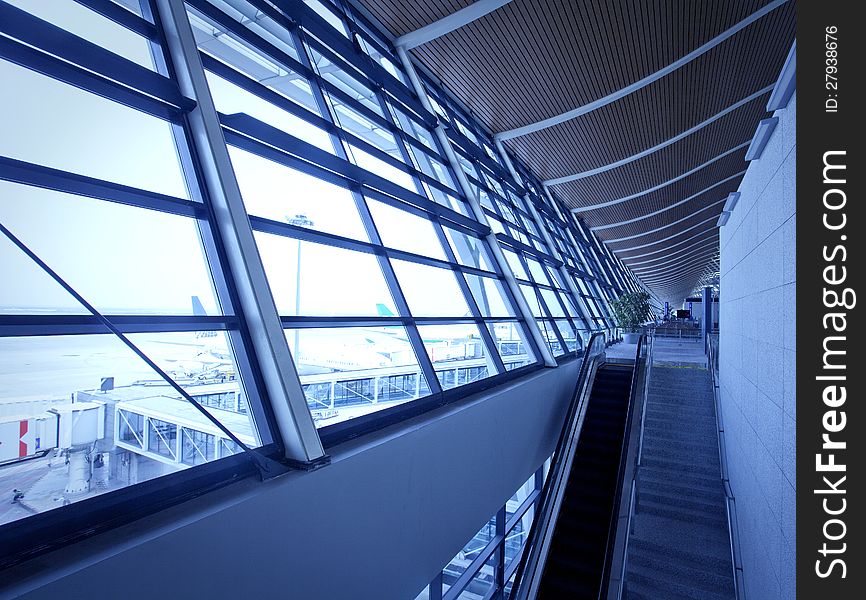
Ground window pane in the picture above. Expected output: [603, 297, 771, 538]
[206, 71, 332, 152]
[255, 233, 396, 317]
[537, 320, 565, 356]
[229, 146, 369, 241]
[391, 260, 469, 317]
[443, 517, 496, 593]
[389, 105, 437, 150]
[525, 258, 550, 285]
[417, 324, 496, 390]
[204, 0, 304, 63]
[520, 285, 543, 318]
[366, 200, 446, 260]
[489, 322, 535, 370]
[7, 0, 156, 68]
[503, 249, 528, 280]
[443, 227, 493, 272]
[0, 331, 263, 526]
[308, 47, 382, 117]
[346, 145, 416, 191]
[506, 473, 536, 519]
[285, 327, 429, 426]
[464, 274, 514, 318]
[329, 99, 400, 159]
[540, 289, 566, 318]
[304, 0, 349, 37]
[0, 182, 220, 315]
[505, 505, 535, 569]
[456, 554, 497, 600]
[0, 60, 190, 198]
[555, 319, 581, 353]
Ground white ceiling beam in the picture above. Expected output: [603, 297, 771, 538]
[608, 215, 718, 253]
[624, 234, 719, 268]
[641, 254, 719, 281]
[395, 0, 513, 50]
[495, 0, 790, 141]
[548, 86, 772, 185]
[612, 225, 719, 261]
[591, 171, 745, 232]
[603, 199, 725, 244]
[567, 140, 749, 213]
[631, 246, 719, 275]
[641, 259, 718, 285]
[636, 248, 719, 277]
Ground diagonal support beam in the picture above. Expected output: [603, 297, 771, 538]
[568, 140, 750, 213]
[495, 0, 790, 140]
[546, 86, 772, 185]
[395, 0, 513, 50]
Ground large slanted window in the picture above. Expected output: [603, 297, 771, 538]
[0, 0, 275, 534]
[427, 81, 597, 358]
[0, 0, 639, 569]
[184, 0, 540, 433]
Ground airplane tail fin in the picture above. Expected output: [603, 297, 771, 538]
[375, 303, 395, 317]
[191, 296, 207, 317]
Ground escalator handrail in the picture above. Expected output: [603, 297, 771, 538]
[597, 334, 648, 599]
[510, 332, 607, 600]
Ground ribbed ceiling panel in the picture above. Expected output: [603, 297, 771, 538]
[615, 225, 719, 261]
[593, 181, 740, 241]
[360, 0, 473, 37]
[565, 146, 748, 228]
[551, 96, 767, 204]
[503, 6, 792, 179]
[385, 0, 780, 131]
[356, 0, 795, 296]
[608, 210, 720, 252]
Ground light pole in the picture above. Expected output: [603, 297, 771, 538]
[286, 214, 315, 357]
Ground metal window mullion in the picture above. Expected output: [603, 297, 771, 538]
[396, 46, 555, 367]
[372, 82, 505, 377]
[295, 28, 455, 201]
[289, 26, 442, 396]
[0, 1, 190, 109]
[495, 142, 596, 334]
[0, 35, 184, 121]
[518, 258, 568, 354]
[495, 506, 506, 596]
[75, 0, 158, 38]
[431, 220, 506, 375]
[153, 0, 325, 463]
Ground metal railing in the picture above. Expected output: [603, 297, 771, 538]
[509, 332, 652, 600]
[707, 333, 745, 599]
[509, 332, 607, 600]
[600, 334, 650, 600]
[604, 332, 653, 600]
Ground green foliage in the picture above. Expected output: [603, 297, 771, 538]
[609, 292, 651, 333]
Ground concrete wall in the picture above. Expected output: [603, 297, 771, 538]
[718, 92, 795, 599]
[2, 363, 579, 600]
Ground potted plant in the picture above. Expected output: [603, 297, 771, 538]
[609, 292, 651, 344]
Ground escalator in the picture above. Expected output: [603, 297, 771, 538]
[536, 364, 633, 598]
[511, 334, 648, 600]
